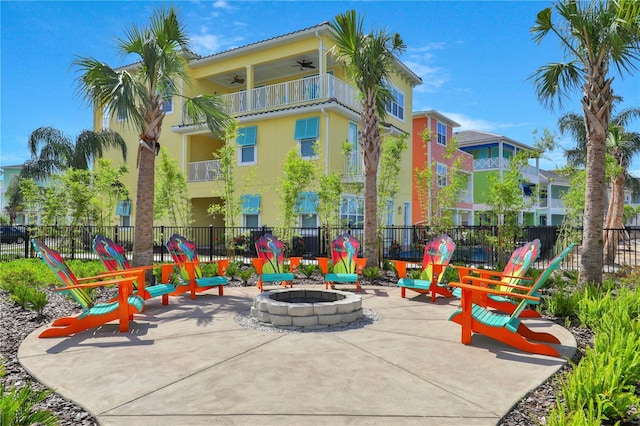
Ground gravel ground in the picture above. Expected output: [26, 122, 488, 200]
[0, 272, 593, 426]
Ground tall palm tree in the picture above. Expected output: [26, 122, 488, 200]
[21, 126, 127, 180]
[73, 6, 231, 270]
[530, 0, 640, 285]
[4, 176, 24, 225]
[330, 10, 406, 265]
[560, 107, 640, 263]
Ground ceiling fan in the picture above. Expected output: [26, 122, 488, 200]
[293, 59, 315, 70]
[230, 75, 245, 84]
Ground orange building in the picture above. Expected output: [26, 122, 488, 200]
[412, 111, 474, 225]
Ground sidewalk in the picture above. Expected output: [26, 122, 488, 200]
[18, 285, 576, 426]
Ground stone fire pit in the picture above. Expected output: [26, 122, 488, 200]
[251, 289, 363, 329]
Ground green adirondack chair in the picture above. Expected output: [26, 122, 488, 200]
[32, 239, 145, 338]
[166, 233, 229, 299]
[93, 234, 176, 305]
[448, 244, 575, 357]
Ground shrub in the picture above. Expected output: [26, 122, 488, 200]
[299, 263, 317, 278]
[238, 267, 254, 285]
[362, 266, 382, 282]
[225, 261, 241, 280]
[0, 381, 58, 426]
[200, 263, 219, 277]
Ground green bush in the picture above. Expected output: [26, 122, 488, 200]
[65, 260, 105, 279]
[299, 263, 317, 278]
[0, 381, 58, 426]
[0, 259, 57, 290]
[543, 281, 581, 318]
[238, 267, 254, 285]
[200, 263, 219, 277]
[362, 266, 382, 282]
[225, 261, 241, 280]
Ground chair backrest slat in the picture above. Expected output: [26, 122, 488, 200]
[498, 239, 541, 291]
[331, 233, 360, 274]
[510, 243, 575, 319]
[421, 234, 455, 283]
[31, 239, 94, 310]
[255, 234, 286, 274]
[166, 234, 203, 280]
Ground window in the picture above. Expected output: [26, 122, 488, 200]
[102, 107, 110, 130]
[116, 200, 131, 216]
[437, 122, 447, 146]
[384, 85, 404, 120]
[241, 194, 260, 227]
[300, 214, 317, 228]
[300, 139, 317, 158]
[340, 196, 364, 227]
[437, 163, 447, 187]
[161, 98, 173, 114]
[295, 117, 319, 159]
[295, 192, 318, 227]
[237, 126, 257, 165]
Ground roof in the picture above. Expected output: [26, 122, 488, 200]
[413, 110, 461, 128]
[454, 130, 539, 152]
[539, 169, 570, 185]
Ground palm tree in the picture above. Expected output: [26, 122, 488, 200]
[73, 6, 231, 270]
[21, 127, 127, 180]
[530, 0, 640, 285]
[330, 10, 406, 266]
[560, 107, 640, 264]
[4, 175, 24, 224]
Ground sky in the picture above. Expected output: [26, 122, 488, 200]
[1, 0, 639, 173]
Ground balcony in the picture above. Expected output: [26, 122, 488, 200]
[220, 74, 360, 116]
[188, 160, 222, 182]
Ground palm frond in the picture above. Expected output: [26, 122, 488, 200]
[184, 95, 233, 137]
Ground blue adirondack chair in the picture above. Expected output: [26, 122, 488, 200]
[93, 234, 176, 305]
[166, 233, 229, 299]
[448, 244, 575, 357]
[32, 239, 145, 338]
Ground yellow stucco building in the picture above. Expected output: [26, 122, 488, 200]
[98, 22, 421, 231]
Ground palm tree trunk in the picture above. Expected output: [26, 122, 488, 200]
[603, 174, 625, 265]
[579, 69, 612, 285]
[132, 145, 156, 273]
[361, 90, 381, 267]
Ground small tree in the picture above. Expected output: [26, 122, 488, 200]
[376, 134, 408, 264]
[154, 148, 192, 227]
[90, 158, 129, 230]
[277, 147, 316, 249]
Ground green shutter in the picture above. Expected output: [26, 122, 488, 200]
[241, 194, 261, 214]
[294, 118, 319, 140]
[294, 192, 318, 214]
[237, 126, 257, 146]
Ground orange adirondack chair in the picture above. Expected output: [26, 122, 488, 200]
[392, 234, 455, 301]
[317, 233, 366, 292]
[32, 239, 144, 338]
[252, 233, 300, 292]
[93, 234, 176, 305]
[448, 244, 575, 357]
[452, 239, 542, 317]
[166, 234, 229, 299]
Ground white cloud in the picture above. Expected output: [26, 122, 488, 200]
[213, 0, 231, 9]
[402, 42, 450, 92]
[191, 33, 222, 54]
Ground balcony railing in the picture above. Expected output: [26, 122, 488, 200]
[473, 157, 500, 170]
[539, 198, 565, 209]
[188, 160, 222, 182]
[221, 74, 360, 116]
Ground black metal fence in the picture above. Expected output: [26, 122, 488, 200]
[3, 224, 640, 272]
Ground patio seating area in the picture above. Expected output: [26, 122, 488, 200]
[18, 284, 576, 425]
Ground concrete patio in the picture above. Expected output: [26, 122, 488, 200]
[18, 285, 576, 425]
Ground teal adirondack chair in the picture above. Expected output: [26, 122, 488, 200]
[317, 233, 367, 292]
[448, 244, 575, 357]
[93, 234, 176, 305]
[451, 239, 541, 317]
[393, 234, 456, 301]
[166, 234, 229, 299]
[32, 239, 145, 338]
[252, 234, 300, 292]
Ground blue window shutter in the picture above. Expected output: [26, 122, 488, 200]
[116, 200, 131, 216]
[237, 126, 257, 146]
[241, 194, 261, 214]
[294, 192, 318, 214]
[294, 117, 319, 140]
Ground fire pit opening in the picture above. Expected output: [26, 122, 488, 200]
[251, 289, 363, 329]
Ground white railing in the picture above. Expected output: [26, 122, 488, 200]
[221, 74, 360, 116]
[538, 198, 564, 209]
[473, 157, 500, 170]
[188, 160, 222, 182]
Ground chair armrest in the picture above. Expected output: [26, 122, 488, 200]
[460, 275, 532, 292]
[56, 276, 137, 291]
[316, 257, 329, 274]
[449, 282, 539, 301]
[76, 268, 146, 283]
